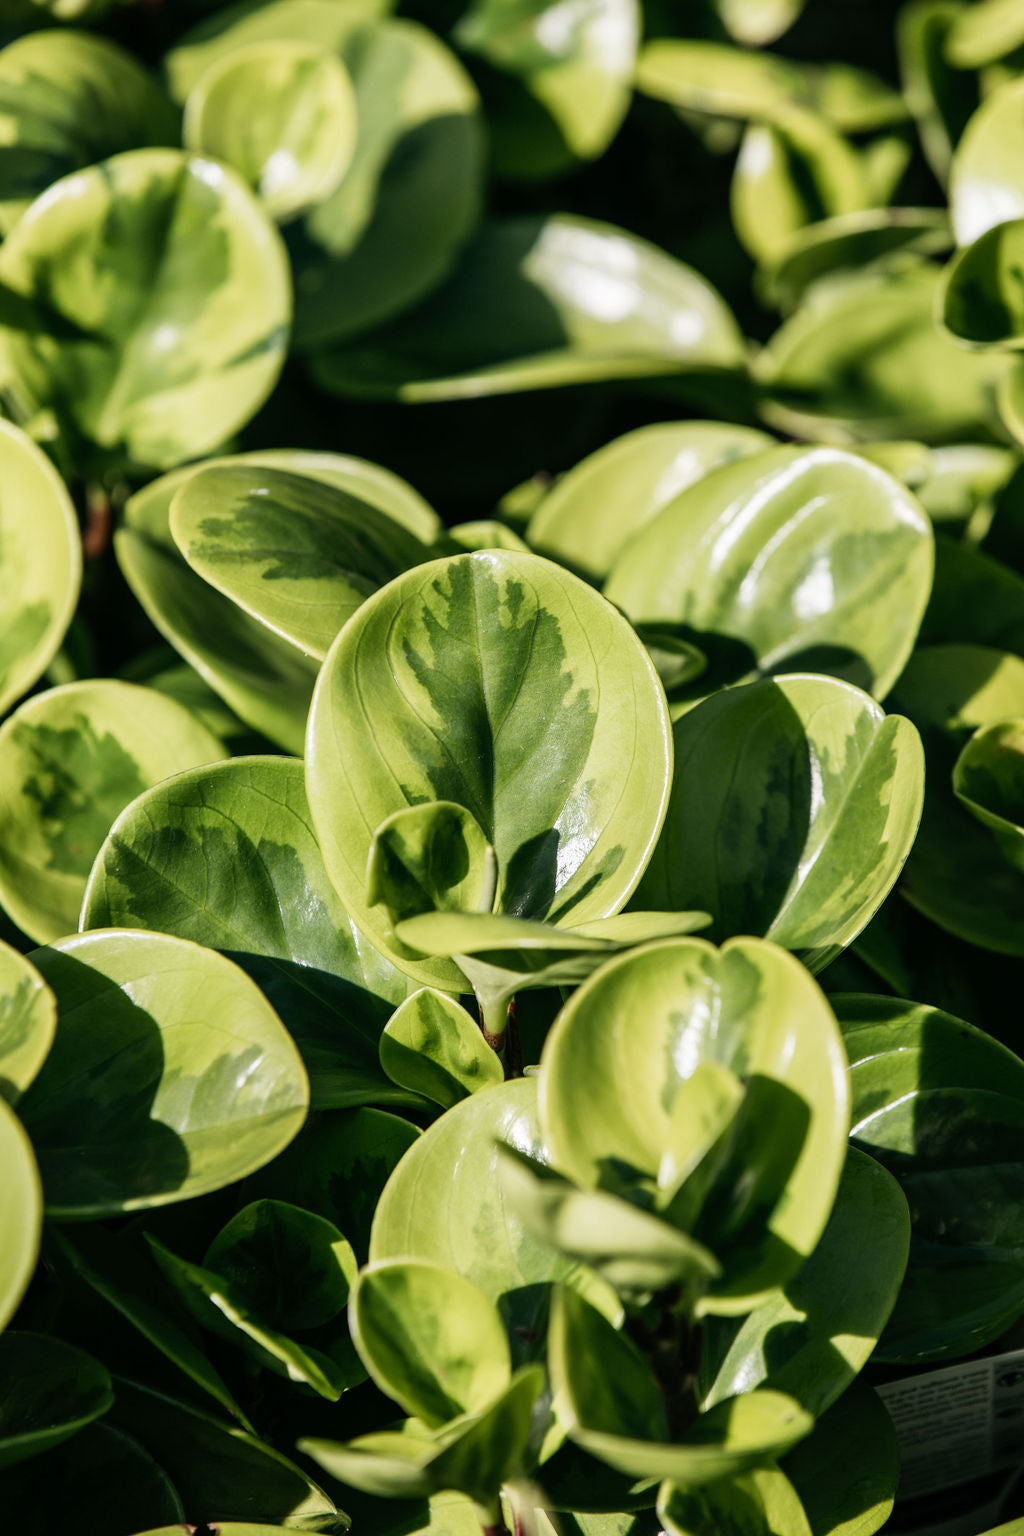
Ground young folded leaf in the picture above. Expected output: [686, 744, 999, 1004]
[380, 990, 503, 1108]
[550, 1288, 812, 1484]
[350, 1259, 512, 1427]
[496, 1143, 722, 1298]
[368, 801, 498, 937]
[539, 938, 849, 1311]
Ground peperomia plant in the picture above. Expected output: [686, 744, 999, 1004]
[4, 0, 1024, 1533]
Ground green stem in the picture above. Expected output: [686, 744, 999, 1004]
[479, 991, 509, 1054]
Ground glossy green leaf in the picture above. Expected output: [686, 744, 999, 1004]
[0, 942, 54, 1106]
[170, 463, 431, 661]
[306, 550, 673, 989]
[371, 1078, 609, 1334]
[298, 1421, 443, 1504]
[51, 1224, 252, 1426]
[350, 1259, 511, 1426]
[0, 680, 223, 944]
[950, 77, 1024, 246]
[309, 214, 745, 400]
[703, 1148, 909, 1417]
[0, 416, 80, 718]
[759, 263, 1008, 442]
[497, 1143, 722, 1296]
[290, 19, 484, 347]
[782, 1380, 899, 1536]
[208, 1199, 356, 1333]
[551, 1288, 811, 1483]
[731, 109, 868, 269]
[636, 42, 904, 131]
[634, 40, 804, 119]
[17, 929, 308, 1218]
[837, 993, 1024, 1360]
[0, 1421, 184, 1536]
[884, 442, 1017, 523]
[942, 218, 1024, 346]
[379, 989, 503, 1108]
[107, 1378, 346, 1531]
[116, 447, 435, 753]
[117, 497, 317, 755]
[165, 0, 389, 103]
[891, 643, 1024, 952]
[447, 519, 530, 554]
[184, 40, 357, 223]
[605, 446, 933, 701]
[526, 421, 773, 584]
[658, 1466, 812, 1536]
[0, 1098, 40, 1336]
[453, 0, 638, 180]
[898, 0, 978, 185]
[763, 207, 951, 312]
[136, 1529, 315, 1536]
[0, 30, 177, 236]
[540, 938, 850, 1310]
[251, 1107, 420, 1261]
[633, 675, 925, 972]
[0, 1331, 112, 1468]
[713, 0, 805, 45]
[954, 717, 1024, 862]
[82, 756, 416, 1112]
[147, 1235, 355, 1400]
[948, 0, 1024, 63]
[0, 149, 291, 473]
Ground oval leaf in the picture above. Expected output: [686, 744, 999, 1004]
[760, 263, 1007, 443]
[950, 76, 1024, 246]
[527, 421, 773, 584]
[838, 992, 1024, 1360]
[0, 1421, 183, 1535]
[0, 680, 224, 944]
[0, 942, 54, 1106]
[379, 989, 503, 1108]
[0, 417, 80, 718]
[310, 213, 745, 401]
[0, 30, 177, 235]
[306, 550, 673, 989]
[350, 1259, 511, 1426]
[17, 929, 309, 1218]
[0, 1096, 41, 1332]
[0, 1331, 112, 1469]
[704, 1147, 909, 1417]
[184, 40, 357, 222]
[170, 463, 431, 662]
[291, 18, 485, 347]
[605, 445, 934, 701]
[82, 756, 415, 1112]
[371, 1078, 604, 1337]
[658, 1466, 812, 1536]
[634, 674, 925, 972]
[0, 148, 291, 472]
